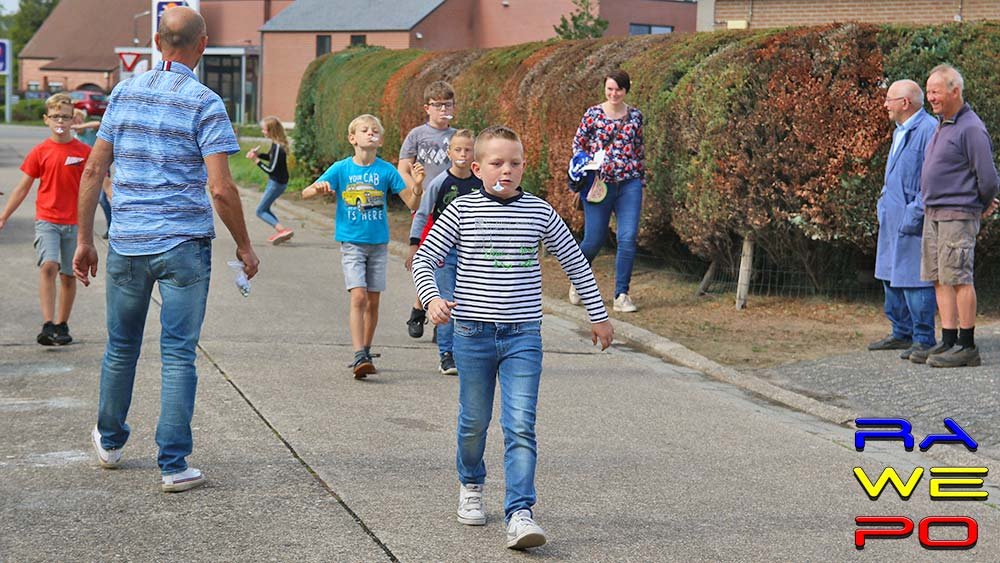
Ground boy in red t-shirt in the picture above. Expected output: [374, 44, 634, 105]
[0, 93, 91, 345]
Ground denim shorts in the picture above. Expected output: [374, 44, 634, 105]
[34, 220, 77, 276]
[340, 242, 388, 292]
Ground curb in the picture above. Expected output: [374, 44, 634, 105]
[242, 185, 859, 428]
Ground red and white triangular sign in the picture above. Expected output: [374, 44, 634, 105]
[118, 52, 142, 72]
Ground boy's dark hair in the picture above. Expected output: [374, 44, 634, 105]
[474, 125, 521, 160]
[423, 81, 455, 104]
[605, 69, 631, 93]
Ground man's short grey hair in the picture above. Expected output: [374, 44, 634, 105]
[893, 79, 924, 106]
[157, 8, 206, 50]
[929, 63, 964, 93]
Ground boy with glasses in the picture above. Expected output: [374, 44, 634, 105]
[400, 81, 457, 339]
[0, 93, 91, 345]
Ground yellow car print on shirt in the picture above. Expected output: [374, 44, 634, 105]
[342, 187, 385, 210]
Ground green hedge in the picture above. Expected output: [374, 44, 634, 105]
[294, 24, 1000, 277]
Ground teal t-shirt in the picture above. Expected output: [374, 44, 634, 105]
[316, 156, 406, 244]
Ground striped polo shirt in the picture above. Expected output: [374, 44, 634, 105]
[98, 60, 239, 256]
[413, 188, 608, 324]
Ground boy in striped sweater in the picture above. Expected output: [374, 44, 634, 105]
[412, 126, 613, 549]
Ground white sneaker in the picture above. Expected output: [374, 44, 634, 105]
[161, 467, 206, 493]
[457, 483, 486, 525]
[568, 285, 582, 305]
[506, 509, 546, 550]
[613, 293, 637, 313]
[91, 426, 123, 469]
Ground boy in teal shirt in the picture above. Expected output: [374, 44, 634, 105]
[304, 114, 425, 377]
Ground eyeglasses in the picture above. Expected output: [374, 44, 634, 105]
[46, 114, 73, 122]
[884, 96, 906, 104]
[427, 101, 455, 111]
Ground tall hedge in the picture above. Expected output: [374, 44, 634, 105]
[293, 24, 1000, 276]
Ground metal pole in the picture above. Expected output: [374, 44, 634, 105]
[239, 51, 246, 124]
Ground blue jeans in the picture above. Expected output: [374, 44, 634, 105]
[96, 238, 212, 475]
[98, 190, 112, 229]
[580, 177, 642, 297]
[255, 179, 287, 227]
[882, 281, 936, 346]
[453, 320, 543, 521]
[434, 249, 458, 356]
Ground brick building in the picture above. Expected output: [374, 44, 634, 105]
[698, 0, 1000, 31]
[19, 0, 696, 124]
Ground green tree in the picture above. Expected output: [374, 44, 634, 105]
[553, 0, 607, 40]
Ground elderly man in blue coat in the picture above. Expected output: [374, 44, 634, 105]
[869, 79, 938, 359]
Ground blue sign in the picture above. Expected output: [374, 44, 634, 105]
[156, 1, 190, 30]
[0, 40, 9, 76]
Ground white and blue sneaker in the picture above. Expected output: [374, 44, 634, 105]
[91, 426, 123, 469]
[506, 509, 546, 549]
[161, 467, 206, 493]
[457, 483, 486, 525]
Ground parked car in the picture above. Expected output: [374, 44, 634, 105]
[69, 90, 108, 117]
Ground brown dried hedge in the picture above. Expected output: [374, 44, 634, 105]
[294, 24, 1000, 270]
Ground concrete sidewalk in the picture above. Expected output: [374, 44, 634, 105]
[2, 126, 999, 561]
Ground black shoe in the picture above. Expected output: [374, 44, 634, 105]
[407, 308, 426, 339]
[910, 341, 951, 364]
[900, 342, 930, 360]
[867, 334, 912, 351]
[431, 324, 438, 344]
[927, 345, 982, 368]
[37, 322, 57, 346]
[53, 322, 73, 345]
[439, 352, 458, 375]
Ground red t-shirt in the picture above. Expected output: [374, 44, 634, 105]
[20, 138, 91, 225]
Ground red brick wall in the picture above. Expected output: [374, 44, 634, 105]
[714, 0, 1000, 29]
[19, 59, 116, 94]
[600, 0, 697, 35]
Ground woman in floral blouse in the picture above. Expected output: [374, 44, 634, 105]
[570, 69, 645, 312]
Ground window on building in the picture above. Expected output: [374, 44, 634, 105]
[48, 81, 64, 92]
[316, 35, 331, 57]
[27, 81, 41, 92]
[350, 34, 367, 47]
[628, 23, 674, 36]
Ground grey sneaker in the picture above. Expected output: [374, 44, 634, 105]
[457, 483, 486, 525]
[900, 342, 930, 360]
[91, 426, 123, 469]
[439, 353, 458, 376]
[927, 345, 982, 368]
[568, 285, 582, 305]
[613, 293, 637, 313]
[506, 509, 546, 549]
[162, 467, 205, 493]
[910, 341, 952, 364]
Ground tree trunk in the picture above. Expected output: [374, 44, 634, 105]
[736, 237, 754, 310]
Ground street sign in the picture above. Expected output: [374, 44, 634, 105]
[0, 39, 10, 76]
[118, 52, 142, 72]
[151, 0, 199, 69]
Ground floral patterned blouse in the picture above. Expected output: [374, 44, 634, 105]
[572, 104, 645, 186]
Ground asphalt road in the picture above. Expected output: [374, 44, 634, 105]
[2, 124, 999, 562]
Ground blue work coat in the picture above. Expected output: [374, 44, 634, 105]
[875, 108, 938, 287]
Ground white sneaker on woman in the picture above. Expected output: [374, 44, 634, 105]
[568, 285, 582, 305]
[613, 293, 637, 312]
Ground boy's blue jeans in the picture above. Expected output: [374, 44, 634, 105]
[882, 281, 936, 347]
[453, 319, 542, 521]
[96, 238, 211, 475]
[433, 249, 458, 357]
[580, 177, 643, 297]
[98, 190, 112, 229]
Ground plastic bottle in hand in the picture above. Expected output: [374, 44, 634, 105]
[228, 260, 251, 297]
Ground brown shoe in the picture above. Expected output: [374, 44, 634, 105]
[352, 356, 376, 379]
[927, 345, 982, 368]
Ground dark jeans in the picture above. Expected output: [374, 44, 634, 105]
[882, 280, 936, 346]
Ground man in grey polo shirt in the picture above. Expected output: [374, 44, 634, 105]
[74, 6, 260, 491]
[914, 64, 1000, 368]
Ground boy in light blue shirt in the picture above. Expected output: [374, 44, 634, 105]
[303, 114, 425, 378]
